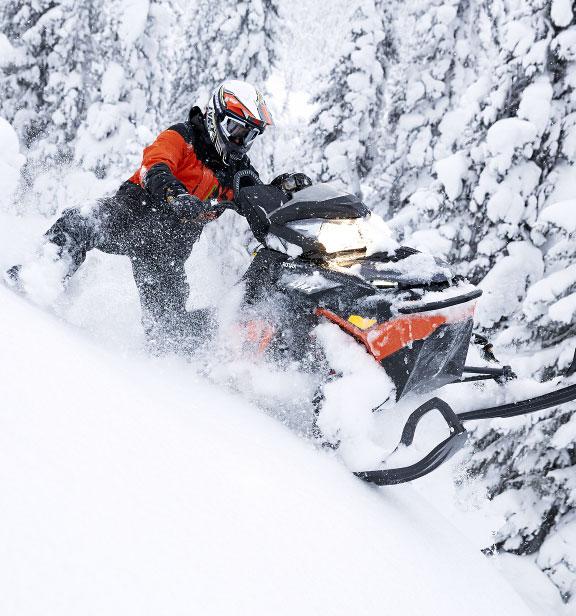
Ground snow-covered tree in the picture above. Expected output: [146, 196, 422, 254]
[304, 0, 387, 195]
[0, 1, 103, 168]
[372, 0, 576, 603]
[0, 0, 179, 215]
[174, 0, 278, 114]
[74, 0, 179, 179]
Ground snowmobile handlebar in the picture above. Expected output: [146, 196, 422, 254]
[203, 170, 264, 218]
[203, 199, 241, 217]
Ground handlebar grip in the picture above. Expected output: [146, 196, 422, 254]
[233, 169, 262, 197]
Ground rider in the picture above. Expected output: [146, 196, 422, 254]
[6, 79, 310, 351]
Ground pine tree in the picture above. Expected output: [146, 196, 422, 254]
[174, 0, 278, 115]
[303, 0, 387, 195]
[0, 0, 103, 167]
[371, 0, 576, 603]
[74, 0, 179, 179]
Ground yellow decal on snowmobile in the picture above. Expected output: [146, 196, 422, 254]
[348, 315, 377, 330]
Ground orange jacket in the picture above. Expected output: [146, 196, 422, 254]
[129, 128, 233, 201]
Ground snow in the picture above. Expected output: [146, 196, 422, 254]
[477, 242, 544, 328]
[486, 185, 525, 227]
[0, 286, 533, 616]
[485, 118, 537, 156]
[517, 77, 553, 135]
[497, 554, 573, 616]
[434, 150, 469, 200]
[114, 0, 150, 45]
[0, 118, 26, 209]
[548, 292, 576, 324]
[538, 200, 576, 235]
[502, 22, 536, 57]
[13, 241, 69, 307]
[101, 62, 126, 103]
[524, 263, 576, 322]
[551, 0, 574, 28]
[407, 228, 453, 259]
[538, 520, 576, 601]
[552, 27, 576, 61]
[0, 33, 26, 67]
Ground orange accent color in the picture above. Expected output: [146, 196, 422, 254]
[315, 306, 474, 362]
[243, 320, 275, 354]
[223, 92, 259, 123]
[258, 101, 273, 126]
[128, 129, 230, 202]
[366, 314, 447, 361]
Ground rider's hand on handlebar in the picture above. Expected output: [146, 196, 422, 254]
[197, 199, 226, 222]
[271, 172, 312, 196]
[165, 189, 204, 223]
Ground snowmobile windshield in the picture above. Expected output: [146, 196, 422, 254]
[288, 183, 353, 204]
[286, 213, 397, 255]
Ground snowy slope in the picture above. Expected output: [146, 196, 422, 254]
[0, 285, 533, 616]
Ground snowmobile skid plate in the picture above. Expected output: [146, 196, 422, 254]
[356, 382, 576, 487]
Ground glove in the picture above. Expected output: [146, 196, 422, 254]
[165, 189, 204, 223]
[271, 172, 312, 195]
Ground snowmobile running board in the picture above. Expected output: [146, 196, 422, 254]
[355, 383, 576, 487]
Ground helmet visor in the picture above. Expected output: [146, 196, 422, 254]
[221, 115, 262, 147]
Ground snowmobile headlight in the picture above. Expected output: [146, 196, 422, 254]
[286, 219, 366, 253]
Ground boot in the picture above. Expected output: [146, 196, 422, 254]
[3, 241, 71, 306]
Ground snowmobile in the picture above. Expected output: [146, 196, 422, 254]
[207, 170, 576, 486]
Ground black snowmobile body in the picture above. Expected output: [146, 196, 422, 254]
[237, 181, 479, 400]
[209, 173, 576, 486]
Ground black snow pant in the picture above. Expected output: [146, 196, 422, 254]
[45, 181, 205, 351]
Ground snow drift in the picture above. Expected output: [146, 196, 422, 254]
[0, 285, 532, 616]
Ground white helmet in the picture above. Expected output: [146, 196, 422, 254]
[205, 80, 273, 165]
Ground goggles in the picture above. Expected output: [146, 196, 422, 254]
[221, 115, 263, 147]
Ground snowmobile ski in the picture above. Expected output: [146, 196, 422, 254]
[355, 382, 576, 486]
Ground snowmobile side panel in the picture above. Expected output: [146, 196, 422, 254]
[399, 319, 473, 397]
[379, 320, 473, 399]
[316, 306, 474, 398]
[315, 307, 446, 360]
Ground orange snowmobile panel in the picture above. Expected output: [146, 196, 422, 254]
[366, 314, 448, 361]
[243, 320, 276, 354]
[128, 129, 232, 202]
[315, 305, 475, 362]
